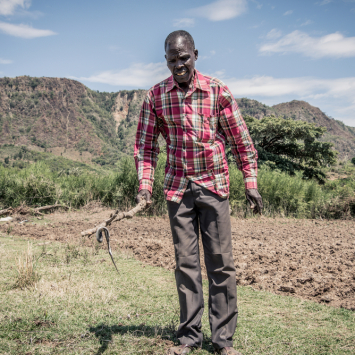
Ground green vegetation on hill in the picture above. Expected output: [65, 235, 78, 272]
[1, 76, 354, 167]
[1, 152, 354, 219]
[238, 98, 355, 158]
[0, 76, 129, 166]
[0, 144, 105, 174]
[241, 115, 337, 183]
[0, 76, 354, 218]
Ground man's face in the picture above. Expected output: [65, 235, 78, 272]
[165, 36, 198, 87]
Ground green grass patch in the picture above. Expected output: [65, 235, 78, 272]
[0, 144, 106, 174]
[0, 237, 354, 354]
[2, 152, 355, 219]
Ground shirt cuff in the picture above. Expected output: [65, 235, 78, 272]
[244, 177, 258, 190]
[138, 179, 153, 194]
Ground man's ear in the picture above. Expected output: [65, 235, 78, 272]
[194, 49, 198, 61]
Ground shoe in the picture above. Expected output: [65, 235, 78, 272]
[215, 347, 242, 355]
[169, 344, 195, 354]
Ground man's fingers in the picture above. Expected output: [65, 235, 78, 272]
[136, 190, 152, 206]
[246, 189, 263, 214]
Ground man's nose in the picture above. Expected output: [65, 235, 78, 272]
[176, 60, 184, 68]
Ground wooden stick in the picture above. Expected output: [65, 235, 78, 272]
[0, 208, 13, 217]
[1, 205, 68, 216]
[81, 200, 147, 237]
[34, 205, 69, 213]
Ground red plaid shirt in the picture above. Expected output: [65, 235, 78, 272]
[134, 70, 258, 203]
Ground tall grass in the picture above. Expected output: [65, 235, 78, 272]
[13, 242, 40, 289]
[0, 154, 354, 218]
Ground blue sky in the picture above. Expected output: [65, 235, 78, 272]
[1, 0, 355, 126]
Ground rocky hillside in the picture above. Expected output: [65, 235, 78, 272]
[0, 76, 354, 165]
[0, 76, 147, 165]
[237, 98, 355, 158]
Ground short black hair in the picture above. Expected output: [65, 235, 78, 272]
[164, 30, 195, 51]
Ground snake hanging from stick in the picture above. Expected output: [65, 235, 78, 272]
[81, 199, 147, 273]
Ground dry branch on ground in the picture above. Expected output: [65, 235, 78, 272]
[0, 205, 69, 217]
[0, 208, 13, 217]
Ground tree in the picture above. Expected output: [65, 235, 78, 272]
[234, 115, 338, 183]
[351, 157, 355, 166]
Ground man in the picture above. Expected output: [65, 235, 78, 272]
[134, 30, 263, 355]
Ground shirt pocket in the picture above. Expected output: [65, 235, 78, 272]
[196, 114, 218, 143]
[207, 115, 218, 141]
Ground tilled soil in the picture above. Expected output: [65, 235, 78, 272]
[1, 207, 354, 310]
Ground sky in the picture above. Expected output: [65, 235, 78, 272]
[1, 0, 355, 127]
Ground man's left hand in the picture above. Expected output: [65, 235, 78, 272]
[245, 189, 263, 214]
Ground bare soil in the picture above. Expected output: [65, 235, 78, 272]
[1, 207, 354, 310]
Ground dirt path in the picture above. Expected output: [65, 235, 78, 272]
[1, 207, 354, 310]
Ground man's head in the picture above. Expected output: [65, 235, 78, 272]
[165, 30, 198, 89]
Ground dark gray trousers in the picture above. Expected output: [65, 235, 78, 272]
[167, 181, 238, 350]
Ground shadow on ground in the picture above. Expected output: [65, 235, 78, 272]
[89, 323, 214, 354]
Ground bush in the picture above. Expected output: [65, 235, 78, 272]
[0, 154, 354, 219]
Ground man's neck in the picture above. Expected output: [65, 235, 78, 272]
[178, 82, 189, 94]
[177, 70, 195, 94]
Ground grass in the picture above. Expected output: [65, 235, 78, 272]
[0, 144, 106, 174]
[13, 242, 41, 289]
[1, 142, 355, 219]
[0, 151, 354, 218]
[0, 236, 354, 354]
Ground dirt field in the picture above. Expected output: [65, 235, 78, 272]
[1, 206, 354, 310]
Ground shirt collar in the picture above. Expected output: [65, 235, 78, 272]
[166, 69, 209, 93]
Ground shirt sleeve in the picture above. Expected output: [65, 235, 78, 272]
[134, 90, 160, 194]
[218, 84, 258, 190]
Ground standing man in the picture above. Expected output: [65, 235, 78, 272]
[134, 30, 262, 355]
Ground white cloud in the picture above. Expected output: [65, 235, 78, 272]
[260, 30, 355, 58]
[75, 62, 171, 88]
[225, 76, 355, 97]
[0, 0, 30, 16]
[249, 0, 262, 9]
[300, 20, 313, 26]
[189, 0, 247, 21]
[0, 57, 12, 64]
[75, 61, 355, 126]
[222, 75, 355, 126]
[317, 0, 332, 5]
[249, 21, 264, 29]
[0, 21, 57, 38]
[199, 50, 217, 60]
[266, 29, 282, 40]
[224, 75, 355, 126]
[283, 10, 293, 15]
[173, 18, 195, 27]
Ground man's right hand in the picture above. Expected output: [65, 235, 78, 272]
[135, 189, 152, 205]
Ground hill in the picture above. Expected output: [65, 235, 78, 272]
[0, 76, 148, 166]
[237, 98, 355, 158]
[0, 76, 354, 165]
